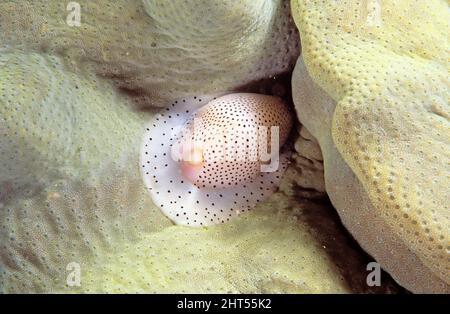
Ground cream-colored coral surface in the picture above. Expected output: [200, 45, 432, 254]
[291, 0, 450, 293]
[0, 0, 299, 107]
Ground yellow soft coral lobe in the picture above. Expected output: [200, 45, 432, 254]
[291, 0, 449, 291]
[0, 52, 171, 292]
[0, 0, 299, 107]
[67, 194, 399, 294]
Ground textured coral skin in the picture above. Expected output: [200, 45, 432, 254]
[293, 59, 449, 293]
[0, 52, 171, 292]
[291, 0, 450, 292]
[67, 191, 401, 294]
[0, 52, 144, 191]
[0, 0, 299, 107]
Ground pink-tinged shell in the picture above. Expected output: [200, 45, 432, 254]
[140, 93, 292, 226]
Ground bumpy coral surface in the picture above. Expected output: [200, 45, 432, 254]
[68, 191, 400, 294]
[293, 59, 449, 294]
[0, 0, 299, 106]
[291, 0, 450, 292]
[0, 52, 144, 192]
[0, 52, 170, 292]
